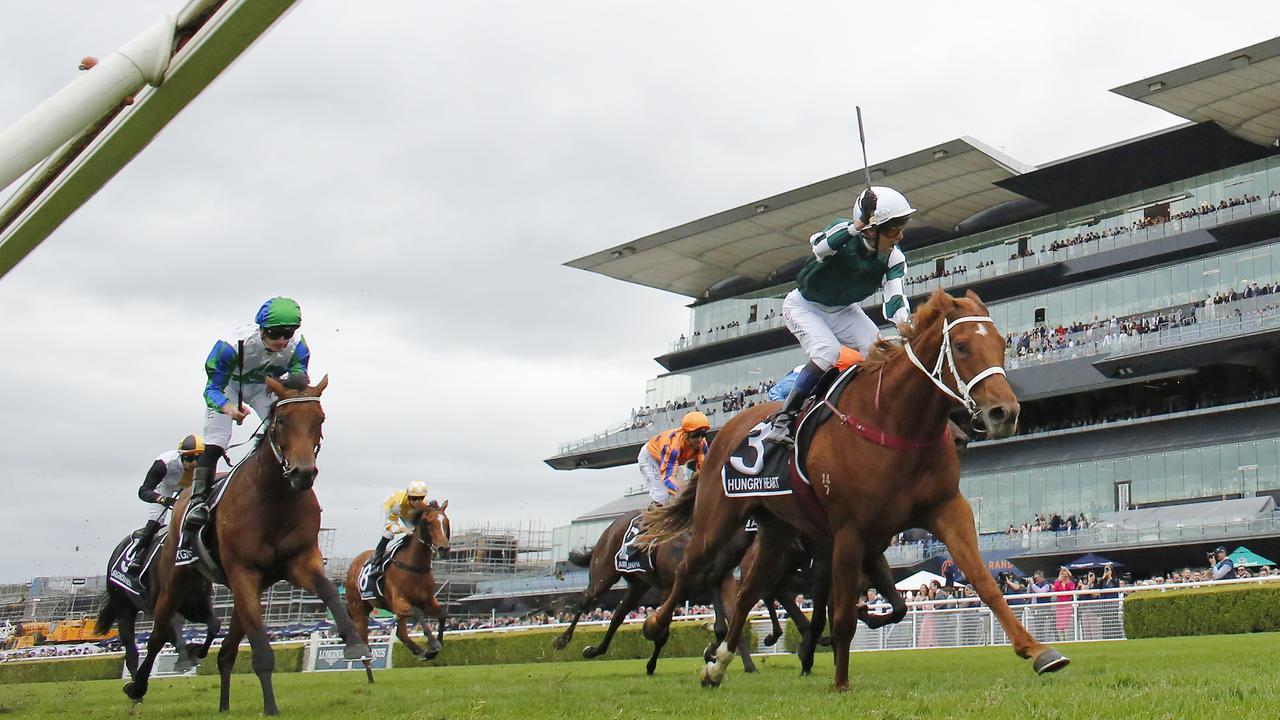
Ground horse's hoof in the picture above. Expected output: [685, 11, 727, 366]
[699, 665, 721, 688]
[419, 651, 439, 662]
[762, 634, 779, 647]
[1033, 648, 1070, 675]
[123, 682, 146, 701]
[832, 682, 850, 693]
[581, 645, 598, 659]
[645, 662, 657, 676]
[173, 657, 195, 673]
[344, 642, 372, 661]
[552, 636, 569, 651]
[817, 636, 832, 647]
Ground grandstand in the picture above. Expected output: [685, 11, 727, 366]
[546, 36, 1280, 585]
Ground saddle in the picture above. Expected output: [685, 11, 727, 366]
[175, 473, 232, 585]
[358, 535, 409, 602]
[107, 528, 169, 598]
[614, 514, 655, 575]
[719, 365, 861, 535]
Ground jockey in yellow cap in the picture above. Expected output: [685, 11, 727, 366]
[638, 411, 710, 505]
[370, 480, 428, 567]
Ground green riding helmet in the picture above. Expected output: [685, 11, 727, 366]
[255, 297, 302, 328]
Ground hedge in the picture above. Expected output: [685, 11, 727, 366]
[393, 618, 752, 668]
[1124, 582, 1280, 638]
[195, 642, 305, 675]
[0, 655, 123, 684]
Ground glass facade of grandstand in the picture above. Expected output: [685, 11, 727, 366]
[962, 436, 1280, 534]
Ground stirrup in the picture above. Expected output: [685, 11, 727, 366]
[763, 413, 796, 446]
[184, 502, 209, 529]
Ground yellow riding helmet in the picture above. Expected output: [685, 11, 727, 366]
[681, 411, 711, 433]
[406, 480, 428, 499]
[178, 434, 204, 458]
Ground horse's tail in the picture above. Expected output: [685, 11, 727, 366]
[94, 593, 117, 635]
[567, 548, 593, 568]
[635, 471, 700, 549]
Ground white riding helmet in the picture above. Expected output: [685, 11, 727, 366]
[406, 481, 428, 498]
[856, 186, 916, 229]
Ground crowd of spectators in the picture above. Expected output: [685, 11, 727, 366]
[1045, 195, 1264, 254]
[625, 381, 775, 431]
[1004, 512, 1096, 536]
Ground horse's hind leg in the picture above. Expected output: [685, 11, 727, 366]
[585, 580, 643, 660]
[118, 609, 140, 676]
[643, 503, 745, 643]
[762, 598, 785, 646]
[858, 553, 907, 629]
[828, 526, 867, 692]
[555, 566, 617, 651]
[703, 518, 797, 688]
[928, 494, 1068, 674]
[197, 595, 221, 660]
[800, 541, 833, 676]
[170, 615, 195, 673]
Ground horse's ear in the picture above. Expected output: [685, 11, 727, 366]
[964, 289, 989, 313]
[929, 288, 955, 312]
[440, 499, 448, 511]
[309, 374, 329, 396]
[265, 375, 287, 397]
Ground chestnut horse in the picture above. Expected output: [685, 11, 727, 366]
[344, 500, 451, 665]
[123, 376, 370, 715]
[641, 289, 1068, 690]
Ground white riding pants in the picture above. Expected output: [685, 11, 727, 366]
[782, 288, 881, 370]
[637, 449, 667, 505]
[202, 384, 276, 448]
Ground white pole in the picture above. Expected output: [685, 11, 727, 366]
[0, 15, 175, 190]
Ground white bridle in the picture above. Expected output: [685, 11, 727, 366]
[902, 315, 1006, 422]
[268, 396, 322, 473]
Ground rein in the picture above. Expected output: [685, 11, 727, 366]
[390, 518, 442, 574]
[823, 399, 950, 450]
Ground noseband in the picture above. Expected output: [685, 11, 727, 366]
[268, 396, 323, 476]
[903, 315, 1006, 424]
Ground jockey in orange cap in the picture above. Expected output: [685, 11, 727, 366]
[638, 411, 711, 505]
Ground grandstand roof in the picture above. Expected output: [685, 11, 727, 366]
[565, 137, 1031, 299]
[1112, 36, 1280, 149]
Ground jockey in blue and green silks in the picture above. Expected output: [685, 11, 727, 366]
[185, 297, 309, 530]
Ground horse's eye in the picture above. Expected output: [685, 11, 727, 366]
[955, 342, 970, 355]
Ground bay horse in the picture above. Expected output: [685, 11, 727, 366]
[640, 289, 1068, 690]
[551, 508, 759, 675]
[95, 532, 220, 676]
[344, 500, 451, 666]
[123, 376, 370, 715]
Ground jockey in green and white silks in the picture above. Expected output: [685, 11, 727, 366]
[185, 297, 310, 530]
[764, 186, 916, 445]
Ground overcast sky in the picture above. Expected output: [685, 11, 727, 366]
[1, 1, 1278, 582]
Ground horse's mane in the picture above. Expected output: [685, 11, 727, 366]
[859, 291, 950, 373]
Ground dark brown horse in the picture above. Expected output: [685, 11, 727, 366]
[551, 508, 759, 675]
[344, 500, 451, 665]
[96, 531, 220, 676]
[641, 289, 1068, 690]
[123, 376, 370, 715]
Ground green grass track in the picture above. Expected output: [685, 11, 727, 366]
[1, 633, 1274, 719]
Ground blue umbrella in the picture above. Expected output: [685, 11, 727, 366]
[1065, 552, 1123, 571]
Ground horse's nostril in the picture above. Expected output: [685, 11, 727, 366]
[988, 406, 1007, 423]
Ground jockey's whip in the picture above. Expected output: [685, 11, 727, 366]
[856, 106, 877, 224]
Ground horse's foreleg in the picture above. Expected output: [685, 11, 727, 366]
[198, 596, 221, 660]
[394, 613, 424, 659]
[643, 504, 745, 643]
[418, 601, 444, 657]
[226, 569, 278, 716]
[217, 613, 245, 713]
[929, 494, 1068, 674]
[585, 580, 643, 660]
[828, 527, 866, 692]
[170, 615, 195, 673]
[287, 551, 370, 660]
[703, 519, 797, 688]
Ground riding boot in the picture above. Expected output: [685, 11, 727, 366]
[370, 536, 391, 569]
[764, 361, 825, 446]
[126, 520, 163, 574]
[184, 465, 214, 530]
